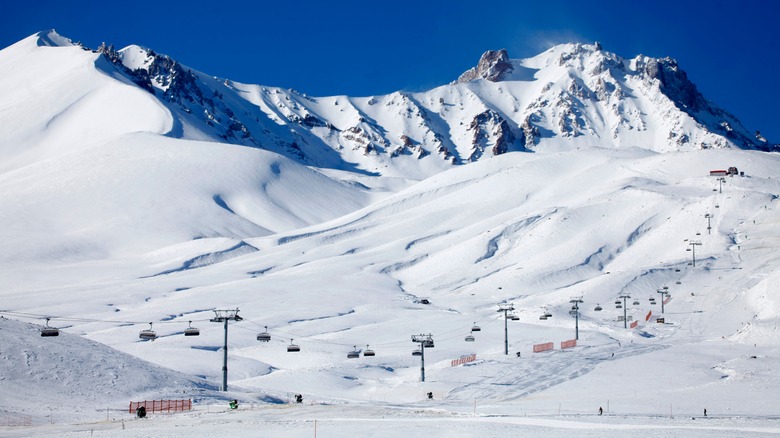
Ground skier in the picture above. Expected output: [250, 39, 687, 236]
[599, 407, 603, 416]
[704, 408, 707, 417]
[136, 406, 146, 418]
[229, 399, 238, 410]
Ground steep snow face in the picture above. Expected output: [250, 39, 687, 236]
[0, 32, 172, 174]
[3, 32, 766, 181]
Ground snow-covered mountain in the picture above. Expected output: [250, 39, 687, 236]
[1, 30, 772, 179]
[1, 30, 780, 435]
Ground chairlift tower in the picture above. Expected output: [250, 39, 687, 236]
[618, 295, 630, 329]
[569, 298, 583, 340]
[210, 309, 243, 391]
[705, 213, 712, 235]
[687, 240, 702, 267]
[716, 177, 726, 194]
[411, 334, 434, 382]
[657, 287, 670, 314]
[497, 303, 515, 355]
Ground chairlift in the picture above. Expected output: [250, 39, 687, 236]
[363, 345, 375, 357]
[465, 333, 475, 342]
[423, 339, 434, 348]
[256, 326, 271, 342]
[412, 349, 422, 356]
[632, 300, 640, 306]
[544, 312, 553, 318]
[287, 339, 301, 352]
[40, 317, 59, 337]
[139, 322, 157, 341]
[616, 304, 623, 309]
[594, 304, 602, 311]
[614, 300, 621, 304]
[347, 346, 360, 359]
[676, 280, 681, 285]
[184, 321, 200, 337]
[511, 315, 520, 321]
[539, 315, 548, 320]
[569, 310, 577, 316]
[471, 323, 481, 332]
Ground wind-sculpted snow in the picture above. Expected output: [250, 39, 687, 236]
[145, 241, 259, 277]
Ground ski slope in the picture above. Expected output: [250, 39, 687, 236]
[1, 31, 779, 437]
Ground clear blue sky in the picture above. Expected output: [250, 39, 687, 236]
[3, 0, 779, 141]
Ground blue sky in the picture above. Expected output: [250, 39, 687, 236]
[3, 0, 779, 141]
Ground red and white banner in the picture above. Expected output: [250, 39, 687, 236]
[630, 320, 639, 329]
[451, 354, 477, 367]
[560, 339, 577, 349]
[533, 342, 554, 353]
[645, 311, 652, 322]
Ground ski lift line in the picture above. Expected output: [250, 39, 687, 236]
[0, 310, 214, 326]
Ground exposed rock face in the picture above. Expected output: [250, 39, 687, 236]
[467, 109, 518, 160]
[457, 49, 514, 83]
[97, 45, 258, 147]
[642, 57, 705, 112]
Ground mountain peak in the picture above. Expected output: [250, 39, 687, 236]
[33, 29, 74, 48]
[457, 49, 514, 83]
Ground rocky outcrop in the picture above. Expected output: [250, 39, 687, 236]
[457, 49, 514, 83]
[467, 109, 518, 160]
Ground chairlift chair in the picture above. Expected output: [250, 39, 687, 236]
[471, 323, 481, 332]
[363, 345, 375, 357]
[184, 321, 200, 337]
[632, 300, 640, 306]
[594, 304, 602, 311]
[139, 323, 157, 341]
[40, 318, 59, 337]
[257, 326, 271, 342]
[287, 339, 301, 352]
[347, 346, 360, 359]
[465, 333, 475, 342]
[539, 315, 548, 320]
[544, 311, 553, 318]
[616, 304, 623, 309]
[511, 314, 520, 321]
[412, 349, 422, 356]
[423, 339, 434, 348]
[614, 300, 621, 304]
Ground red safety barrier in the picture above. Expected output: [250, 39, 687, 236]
[630, 320, 639, 328]
[129, 399, 192, 414]
[451, 353, 477, 367]
[560, 339, 577, 349]
[645, 311, 652, 322]
[533, 342, 554, 353]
